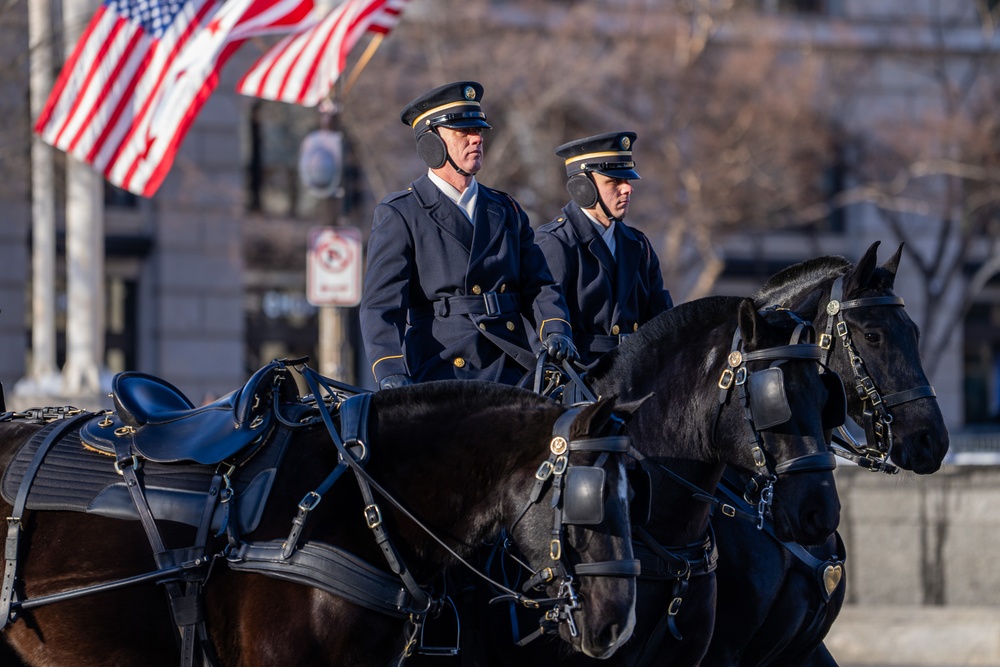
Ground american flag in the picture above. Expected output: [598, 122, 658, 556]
[236, 0, 410, 107]
[34, 0, 314, 197]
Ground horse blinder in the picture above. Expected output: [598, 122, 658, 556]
[561, 466, 606, 525]
[821, 372, 848, 430]
[627, 468, 652, 527]
[746, 366, 791, 431]
[747, 366, 848, 432]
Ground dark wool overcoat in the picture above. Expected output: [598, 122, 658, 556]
[536, 200, 673, 366]
[360, 175, 572, 385]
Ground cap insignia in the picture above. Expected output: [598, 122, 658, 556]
[464, 86, 476, 100]
[621, 136, 631, 150]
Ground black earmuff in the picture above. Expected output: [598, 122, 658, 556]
[567, 173, 599, 209]
[416, 131, 447, 169]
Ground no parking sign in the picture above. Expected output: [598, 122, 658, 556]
[307, 226, 363, 307]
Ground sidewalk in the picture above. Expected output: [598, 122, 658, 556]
[826, 605, 1000, 667]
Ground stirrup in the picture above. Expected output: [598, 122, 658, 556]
[417, 596, 461, 657]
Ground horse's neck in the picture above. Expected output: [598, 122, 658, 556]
[644, 458, 722, 545]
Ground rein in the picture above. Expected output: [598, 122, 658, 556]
[820, 276, 937, 473]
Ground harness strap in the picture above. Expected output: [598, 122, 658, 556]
[228, 540, 422, 617]
[2, 412, 92, 627]
[773, 451, 837, 476]
[631, 525, 718, 656]
[298, 369, 433, 613]
[281, 393, 373, 559]
[110, 430, 217, 667]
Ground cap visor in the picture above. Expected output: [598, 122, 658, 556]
[596, 168, 641, 180]
[440, 119, 492, 129]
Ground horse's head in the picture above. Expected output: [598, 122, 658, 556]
[825, 242, 949, 474]
[508, 397, 638, 659]
[726, 299, 842, 546]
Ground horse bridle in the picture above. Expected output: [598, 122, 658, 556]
[819, 276, 938, 473]
[716, 309, 841, 528]
[500, 405, 640, 643]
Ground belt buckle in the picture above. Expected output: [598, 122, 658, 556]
[484, 291, 501, 317]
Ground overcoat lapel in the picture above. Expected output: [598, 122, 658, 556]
[569, 208, 616, 280]
[413, 175, 474, 250]
[612, 225, 641, 325]
[469, 190, 505, 269]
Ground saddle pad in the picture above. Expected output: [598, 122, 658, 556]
[1, 417, 291, 534]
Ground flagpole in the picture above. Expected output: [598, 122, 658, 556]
[342, 32, 384, 98]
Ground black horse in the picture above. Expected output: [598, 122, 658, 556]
[0, 374, 640, 666]
[704, 242, 951, 666]
[474, 296, 844, 666]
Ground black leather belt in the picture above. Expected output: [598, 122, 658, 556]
[576, 332, 631, 354]
[412, 292, 521, 319]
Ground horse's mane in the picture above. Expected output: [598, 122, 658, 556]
[753, 255, 852, 308]
[373, 379, 555, 419]
[588, 295, 746, 382]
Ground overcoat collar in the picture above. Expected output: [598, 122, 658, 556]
[411, 174, 474, 250]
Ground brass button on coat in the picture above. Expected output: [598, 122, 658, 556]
[633, 323, 639, 331]
[472, 285, 482, 295]
[454, 357, 466, 368]
[479, 323, 487, 331]
[611, 324, 620, 335]
[506, 321, 515, 331]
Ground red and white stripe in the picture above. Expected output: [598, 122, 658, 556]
[237, 0, 410, 107]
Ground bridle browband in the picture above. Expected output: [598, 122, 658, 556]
[819, 276, 938, 474]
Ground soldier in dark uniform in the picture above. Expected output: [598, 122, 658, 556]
[360, 81, 577, 389]
[536, 131, 673, 366]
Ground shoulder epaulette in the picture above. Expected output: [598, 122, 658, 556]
[384, 188, 413, 203]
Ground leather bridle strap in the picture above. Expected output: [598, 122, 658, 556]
[822, 276, 936, 461]
[1, 412, 92, 627]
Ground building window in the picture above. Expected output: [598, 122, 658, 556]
[964, 301, 1000, 426]
[757, 0, 827, 13]
[245, 101, 324, 218]
[104, 184, 138, 208]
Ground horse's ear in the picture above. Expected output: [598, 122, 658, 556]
[843, 241, 881, 297]
[737, 298, 763, 347]
[569, 394, 648, 436]
[879, 243, 904, 288]
[570, 396, 618, 437]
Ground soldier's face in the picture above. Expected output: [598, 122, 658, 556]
[592, 173, 633, 221]
[439, 127, 484, 175]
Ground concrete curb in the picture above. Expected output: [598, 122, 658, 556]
[825, 605, 1000, 666]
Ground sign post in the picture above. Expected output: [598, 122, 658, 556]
[307, 226, 362, 307]
[308, 225, 362, 385]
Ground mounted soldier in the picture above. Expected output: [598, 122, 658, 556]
[536, 131, 673, 366]
[360, 81, 577, 389]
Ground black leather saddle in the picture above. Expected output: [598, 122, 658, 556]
[81, 361, 297, 465]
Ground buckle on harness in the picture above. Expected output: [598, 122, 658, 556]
[364, 504, 383, 529]
[299, 491, 321, 511]
[484, 291, 501, 317]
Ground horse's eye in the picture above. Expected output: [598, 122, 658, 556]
[863, 332, 881, 344]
